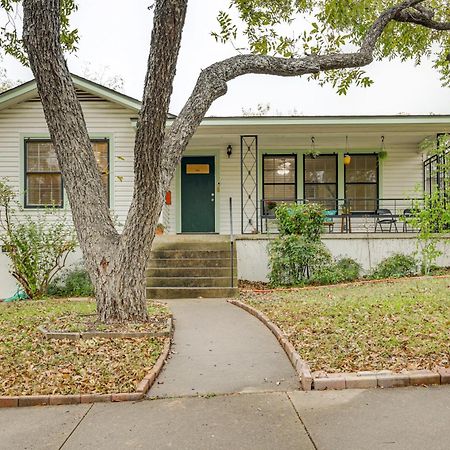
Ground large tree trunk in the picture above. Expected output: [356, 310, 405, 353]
[22, 0, 186, 323]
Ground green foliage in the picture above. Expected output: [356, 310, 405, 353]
[407, 135, 450, 274]
[269, 234, 333, 286]
[370, 253, 417, 279]
[0, 179, 77, 298]
[407, 191, 450, 274]
[275, 202, 325, 241]
[310, 256, 361, 285]
[0, 0, 79, 64]
[48, 266, 94, 297]
[213, 1, 450, 91]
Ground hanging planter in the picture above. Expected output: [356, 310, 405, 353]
[379, 136, 388, 161]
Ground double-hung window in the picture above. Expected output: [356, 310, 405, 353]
[344, 154, 378, 212]
[262, 155, 297, 215]
[24, 139, 109, 208]
[304, 154, 337, 211]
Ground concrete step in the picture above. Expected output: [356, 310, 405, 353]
[152, 242, 232, 251]
[147, 267, 233, 278]
[146, 287, 238, 299]
[150, 250, 235, 260]
[147, 276, 236, 288]
[147, 258, 234, 268]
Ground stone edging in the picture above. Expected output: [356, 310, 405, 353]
[38, 317, 173, 340]
[228, 299, 313, 391]
[228, 299, 450, 392]
[0, 318, 173, 408]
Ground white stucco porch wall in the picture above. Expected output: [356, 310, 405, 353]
[236, 235, 450, 282]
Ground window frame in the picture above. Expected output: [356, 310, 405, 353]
[262, 153, 297, 217]
[23, 137, 111, 209]
[303, 153, 338, 211]
[344, 153, 380, 213]
[24, 139, 64, 209]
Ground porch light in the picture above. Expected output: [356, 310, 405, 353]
[226, 145, 233, 158]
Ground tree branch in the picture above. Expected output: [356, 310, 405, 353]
[161, 0, 428, 186]
[120, 0, 187, 252]
[394, 8, 450, 30]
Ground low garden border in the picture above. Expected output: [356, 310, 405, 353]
[0, 319, 174, 408]
[241, 273, 450, 294]
[37, 317, 173, 340]
[228, 299, 450, 392]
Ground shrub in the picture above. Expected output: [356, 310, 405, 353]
[370, 254, 417, 280]
[48, 266, 94, 297]
[269, 235, 333, 286]
[275, 203, 325, 241]
[0, 179, 77, 299]
[310, 257, 361, 285]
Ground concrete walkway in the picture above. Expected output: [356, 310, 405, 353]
[149, 298, 299, 398]
[2, 387, 450, 449]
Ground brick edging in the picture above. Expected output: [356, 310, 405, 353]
[228, 299, 312, 391]
[0, 317, 174, 408]
[228, 299, 450, 392]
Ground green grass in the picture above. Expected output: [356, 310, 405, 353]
[0, 299, 169, 396]
[243, 277, 450, 373]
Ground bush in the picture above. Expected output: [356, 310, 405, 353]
[0, 180, 77, 298]
[269, 235, 333, 286]
[275, 203, 325, 241]
[370, 254, 417, 280]
[48, 267, 94, 297]
[310, 257, 361, 285]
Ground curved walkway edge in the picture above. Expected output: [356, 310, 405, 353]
[231, 299, 450, 391]
[148, 298, 299, 398]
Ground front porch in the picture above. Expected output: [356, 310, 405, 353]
[162, 115, 450, 236]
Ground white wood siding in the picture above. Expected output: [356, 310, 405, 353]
[0, 96, 137, 225]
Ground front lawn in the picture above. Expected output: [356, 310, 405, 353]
[242, 277, 450, 373]
[0, 299, 169, 396]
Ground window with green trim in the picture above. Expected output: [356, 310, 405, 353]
[344, 154, 378, 212]
[304, 154, 337, 210]
[262, 154, 297, 215]
[24, 139, 109, 208]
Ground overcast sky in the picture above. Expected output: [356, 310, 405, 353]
[2, 0, 450, 116]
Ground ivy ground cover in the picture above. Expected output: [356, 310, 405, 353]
[242, 277, 450, 373]
[0, 299, 169, 396]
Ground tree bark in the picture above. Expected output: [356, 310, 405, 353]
[21, 0, 446, 323]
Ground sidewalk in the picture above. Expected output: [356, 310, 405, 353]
[1, 387, 449, 449]
[148, 298, 299, 398]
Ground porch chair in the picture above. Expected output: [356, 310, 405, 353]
[401, 208, 413, 232]
[374, 208, 398, 232]
[323, 209, 337, 233]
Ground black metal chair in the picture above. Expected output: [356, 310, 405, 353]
[375, 208, 398, 232]
[402, 208, 413, 232]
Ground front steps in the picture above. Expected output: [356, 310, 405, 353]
[147, 236, 238, 299]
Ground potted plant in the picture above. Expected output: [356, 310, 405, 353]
[155, 223, 165, 236]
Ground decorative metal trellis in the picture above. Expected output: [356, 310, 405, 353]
[423, 133, 449, 197]
[241, 135, 259, 234]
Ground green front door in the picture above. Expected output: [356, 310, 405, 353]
[181, 156, 216, 233]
